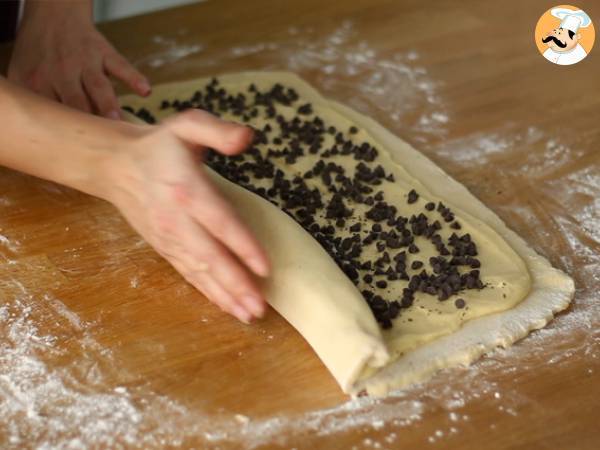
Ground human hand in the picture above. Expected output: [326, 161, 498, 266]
[8, 1, 150, 119]
[105, 110, 270, 323]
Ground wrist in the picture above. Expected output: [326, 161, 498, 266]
[22, 0, 93, 29]
[73, 121, 153, 202]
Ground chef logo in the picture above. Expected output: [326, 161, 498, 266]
[535, 5, 595, 65]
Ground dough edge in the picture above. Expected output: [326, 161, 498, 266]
[120, 71, 574, 396]
[328, 96, 574, 395]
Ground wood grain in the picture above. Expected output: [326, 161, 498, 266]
[0, 0, 598, 449]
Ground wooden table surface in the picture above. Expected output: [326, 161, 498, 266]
[0, 1, 599, 449]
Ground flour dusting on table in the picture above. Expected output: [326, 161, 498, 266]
[0, 285, 425, 449]
[135, 32, 204, 69]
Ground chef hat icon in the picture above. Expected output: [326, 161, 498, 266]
[551, 7, 592, 33]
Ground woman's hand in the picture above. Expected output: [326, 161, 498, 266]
[105, 110, 270, 323]
[1, 76, 268, 323]
[8, 0, 150, 119]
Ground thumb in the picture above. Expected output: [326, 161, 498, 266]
[164, 109, 254, 155]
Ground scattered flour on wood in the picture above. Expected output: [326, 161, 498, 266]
[136, 32, 204, 68]
[0, 233, 20, 254]
[129, 276, 140, 289]
[0, 287, 424, 449]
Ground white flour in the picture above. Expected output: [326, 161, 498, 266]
[1, 20, 598, 450]
[135, 31, 204, 69]
[0, 233, 20, 254]
[0, 286, 424, 449]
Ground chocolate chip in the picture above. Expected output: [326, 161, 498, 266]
[386, 236, 402, 249]
[376, 280, 388, 289]
[407, 189, 419, 204]
[401, 296, 414, 308]
[298, 103, 313, 115]
[366, 201, 397, 222]
[381, 318, 393, 329]
[371, 296, 387, 311]
[349, 223, 362, 232]
[362, 290, 374, 300]
[394, 252, 407, 262]
[411, 261, 424, 270]
[389, 301, 400, 318]
[133, 107, 156, 124]
[425, 202, 435, 211]
[438, 289, 449, 301]
[455, 298, 466, 309]
[468, 257, 481, 268]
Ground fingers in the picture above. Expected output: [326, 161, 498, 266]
[178, 219, 267, 319]
[186, 175, 270, 278]
[82, 68, 121, 119]
[104, 51, 151, 97]
[34, 82, 60, 102]
[22, 72, 60, 102]
[196, 273, 254, 324]
[55, 77, 92, 113]
[166, 109, 254, 155]
[168, 255, 253, 324]
[158, 214, 266, 322]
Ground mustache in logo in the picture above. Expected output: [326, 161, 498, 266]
[542, 35, 567, 48]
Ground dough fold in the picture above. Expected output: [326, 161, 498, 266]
[208, 168, 390, 393]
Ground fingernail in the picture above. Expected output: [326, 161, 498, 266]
[242, 295, 265, 318]
[233, 305, 252, 324]
[108, 110, 121, 120]
[138, 79, 151, 95]
[249, 257, 269, 277]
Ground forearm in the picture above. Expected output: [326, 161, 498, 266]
[0, 77, 143, 199]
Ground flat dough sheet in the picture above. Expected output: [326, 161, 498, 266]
[120, 71, 574, 396]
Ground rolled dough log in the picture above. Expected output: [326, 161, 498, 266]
[120, 72, 574, 396]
